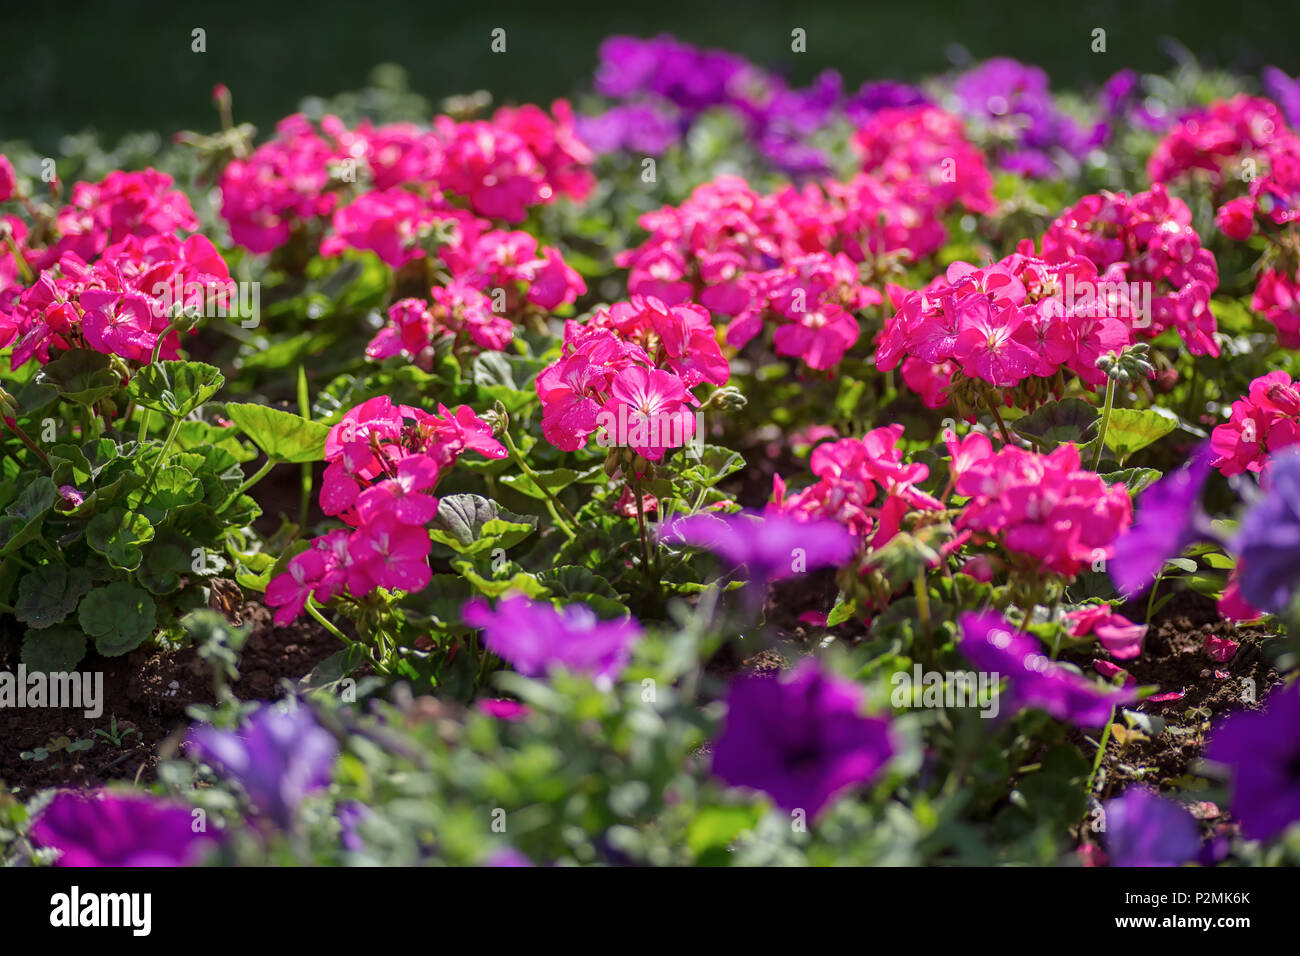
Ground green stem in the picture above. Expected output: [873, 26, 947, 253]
[3, 417, 50, 468]
[1093, 377, 1116, 471]
[985, 393, 1014, 446]
[631, 474, 655, 587]
[914, 569, 933, 666]
[500, 421, 577, 533]
[126, 416, 182, 524]
[3, 233, 33, 285]
[1086, 706, 1117, 796]
[217, 457, 276, 514]
[305, 599, 357, 651]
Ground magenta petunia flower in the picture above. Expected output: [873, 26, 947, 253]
[958, 611, 1136, 727]
[462, 595, 642, 684]
[29, 791, 219, 867]
[711, 660, 894, 819]
[1206, 681, 1300, 842]
[660, 510, 856, 591]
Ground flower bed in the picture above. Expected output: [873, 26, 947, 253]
[1, 35, 1299, 869]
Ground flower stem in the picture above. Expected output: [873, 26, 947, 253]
[984, 392, 1014, 446]
[500, 419, 577, 535]
[217, 457, 277, 514]
[2, 417, 50, 468]
[632, 474, 656, 587]
[1093, 377, 1117, 471]
[1086, 706, 1117, 796]
[305, 599, 359, 652]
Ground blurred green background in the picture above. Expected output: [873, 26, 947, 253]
[4, 0, 1299, 150]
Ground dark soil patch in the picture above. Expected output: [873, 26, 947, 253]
[0, 600, 340, 797]
[1069, 588, 1283, 799]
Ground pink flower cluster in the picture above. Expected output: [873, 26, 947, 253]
[1249, 267, 1300, 347]
[1209, 370, 1300, 476]
[365, 229, 586, 360]
[851, 105, 997, 217]
[219, 102, 593, 256]
[950, 438, 1133, 577]
[266, 397, 507, 625]
[1199, 105, 1300, 346]
[770, 424, 943, 546]
[33, 169, 200, 271]
[876, 246, 1139, 399]
[1039, 185, 1220, 356]
[0, 232, 232, 368]
[534, 296, 729, 460]
[615, 135, 992, 371]
[1148, 95, 1297, 189]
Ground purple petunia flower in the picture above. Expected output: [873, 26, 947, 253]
[1263, 66, 1300, 132]
[483, 847, 534, 867]
[462, 595, 642, 685]
[949, 58, 1090, 177]
[1206, 681, 1300, 842]
[1102, 788, 1201, 867]
[845, 80, 931, 123]
[337, 801, 371, 853]
[958, 611, 1136, 727]
[29, 791, 218, 867]
[659, 510, 857, 595]
[1236, 448, 1300, 613]
[575, 103, 682, 156]
[594, 34, 745, 117]
[1110, 444, 1214, 598]
[586, 34, 844, 178]
[711, 659, 894, 818]
[187, 703, 338, 831]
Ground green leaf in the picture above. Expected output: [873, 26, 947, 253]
[452, 560, 550, 599]
[21, 625, 88, 672]
[15, 565, 92, 629]
[35, 350, 122, 406]
[86, 506, 155, 571]
[681, 445, 746, 486]
[139, 534, 196, 595]
[1101, 467, 1163, 496]
[1012, 398, 1100, 448]
[0, 477, 58, 556]
[175, 420, 257, 462]
[687, 806, 760, 860]
[537, 566, 620, 601]
[1102, 408, 1178, 461]
[499, 467, 582, 500]
[298, 645, 370, 695]
[827, 595, 857, 627]
[129, 360, 224, 417]
[148, 466, 203, 511]
[224, 402, 331, 462]
[78, 582, 157, 656]
[428, 494, 537, 555]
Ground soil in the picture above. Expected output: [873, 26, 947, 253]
[0, 600, 339, 797]
[1070, 588, 1283, 797]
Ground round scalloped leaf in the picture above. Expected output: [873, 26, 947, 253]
[129, 360, 224, 417]
[21, 625, 89, 672]
[34, 349, 122, 406]
[78, 582, 157, 656]
[223, 402, 330, 463]
[87, 507, 155, 571]
[15, 564, 92, 629]
[0, 477, 58, 556]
